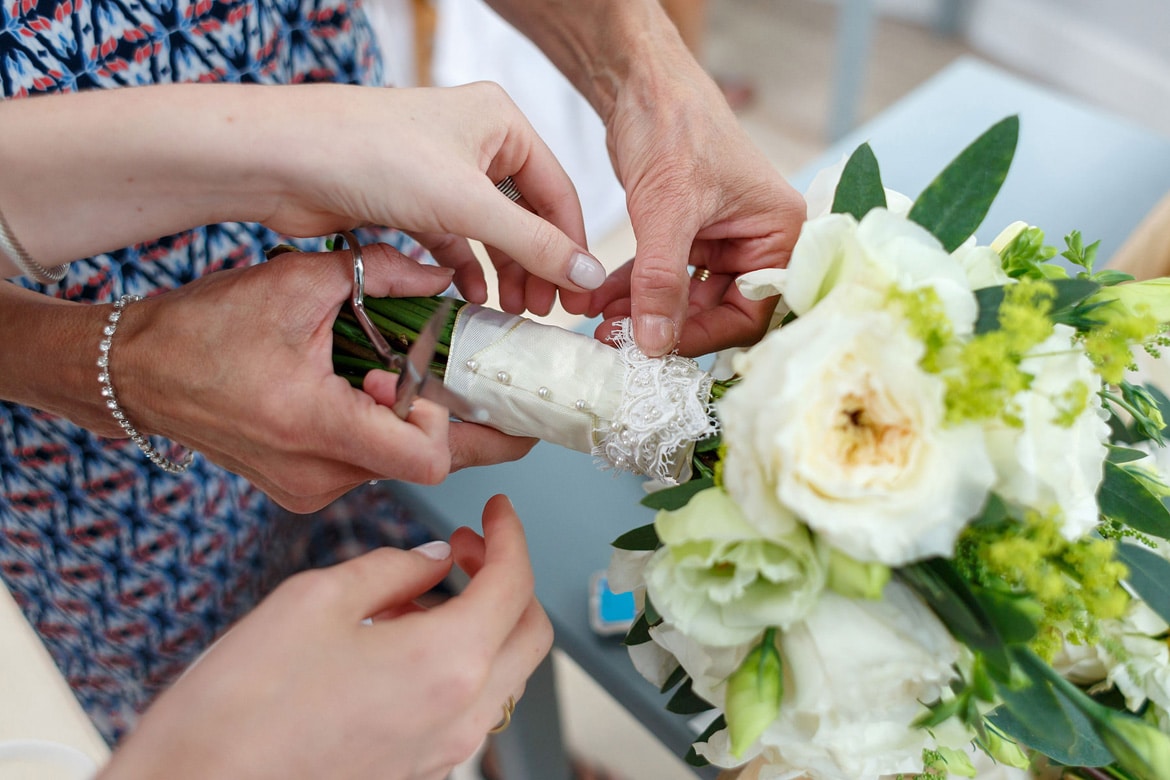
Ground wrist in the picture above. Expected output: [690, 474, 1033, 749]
[0, 287, 122, 435]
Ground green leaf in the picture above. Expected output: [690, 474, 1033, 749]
[831, 142, 886, 220]
[1115, 542, 1170, 625]
[1108, 445, 1151, 464]
[640, 477, 715, 511]
[898, 558, 1012, 678]
[974, 588, 1041, 645]
[666, 677, 716, 715]
[973, 278, 1102, 335]
[988, 647, 1113, 767]
[660, 665, 687, 694]
[907, 115, 1019, 252]
[1099, 461, 1170, 538]
[685, 715, 726, 767]
[623, 613, 652, 646]
[612, 522, 660, 551]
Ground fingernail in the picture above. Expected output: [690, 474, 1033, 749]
[636, 315, 676, 357]
[567, 252, 606, 290]
[411, 540, 451, 560]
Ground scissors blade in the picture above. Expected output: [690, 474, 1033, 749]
[393, 300, 491, 424]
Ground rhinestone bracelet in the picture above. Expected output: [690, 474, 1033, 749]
[0, 203, 66, 284]
[98, 295, 195, 474]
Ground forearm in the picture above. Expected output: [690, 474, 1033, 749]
[481, 0, 699, 123]
[0, 283, 117, 433]
[0, 83, 305, 272]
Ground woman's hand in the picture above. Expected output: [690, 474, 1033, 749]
[578, 66, 806, 357]
[100, 495, 553, 780]
[475, 0, 808, 357]
[1, 82, 605, 318]
[254, 81, 605, 316]
[111, 245, 534, 513]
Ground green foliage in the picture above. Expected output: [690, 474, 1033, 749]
[908, 115, 1019, 252]
[831, 142, 887, 220]
[999, 226, 1059, 279]
[1099, 460, 1170, 539]
[685, 715, 727, 767]
[640, 477, 714, 511]
[989, 647, 1115, 767]
[1063, 230, 1103, 276]
[612, 522, 660, 551]
[1113, 541, 1170, 625]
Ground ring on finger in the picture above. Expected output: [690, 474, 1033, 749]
[691, 266, 712, 282]
[495, 176, 523, 203]
[488, 695, 516, 734]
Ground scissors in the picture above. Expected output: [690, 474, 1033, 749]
[338, 231, 490, 424]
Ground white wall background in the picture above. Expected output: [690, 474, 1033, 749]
[853, 0, 1170, 137]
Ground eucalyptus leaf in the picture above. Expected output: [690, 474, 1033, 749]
[640, 477, 715, 511]
[660, 665, 687, 694]
[988, 647, 1113, 767]
[973, 278, 1101, 335]
[831, 142, 886, 220]
[612, 522, 660, 551]
[685, 715, 727, 767]
[666, 677, 716, 715]
[1115, 542, 1170, 624]
[623, 613, 652, 646]
[907, 115, 1020, 252]
[1099, 461, 1170, 538]
[897, 558, 1012, 678]
[1108, 445, 1151, 464]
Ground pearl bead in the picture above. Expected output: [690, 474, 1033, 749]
[496, 371, 511, 385]
[538, 386, 551, 400]
[574, 399, 589, 412]
[465, 359, 478, 372]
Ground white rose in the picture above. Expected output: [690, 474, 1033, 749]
[983, 324, 1109, 539]
[695, 583, 967, 779]
[952, 237, 1012, 290]
[773, 209, 978, 333]
[720, 294, 995, 565]
[643, 488, 827, 647]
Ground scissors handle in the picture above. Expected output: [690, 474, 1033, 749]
[341, 231, 404, 373]
[338, 231, 490, 424]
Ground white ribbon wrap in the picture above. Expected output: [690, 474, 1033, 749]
[444, 305, 718, 483]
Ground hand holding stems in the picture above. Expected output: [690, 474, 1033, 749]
[99, 495, 553, 780]
[0, 246, 535, 513]
[0, 81, 605, 307]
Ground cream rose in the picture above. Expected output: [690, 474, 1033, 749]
[642, 488, 827, 647]
[720, 293, 996, 565]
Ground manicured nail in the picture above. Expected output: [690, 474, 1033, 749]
[411, 540, 451, 560]
[636, 315, 676, 357]
[568, 252, 606, 290]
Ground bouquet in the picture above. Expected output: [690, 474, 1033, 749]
[334, 117, 1170, 779]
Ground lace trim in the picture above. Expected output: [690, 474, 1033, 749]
[592, 320, 719, 484]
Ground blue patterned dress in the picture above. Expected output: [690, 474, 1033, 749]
[0, 0, 430, 743]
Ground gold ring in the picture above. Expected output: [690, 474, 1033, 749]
[488, 695, 516, 734]
[691, 267, 712, 282]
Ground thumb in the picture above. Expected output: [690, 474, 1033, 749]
[325, 543, 455, 620]
[629, 221, 696, 357]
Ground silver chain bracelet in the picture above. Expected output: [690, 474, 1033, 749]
[0, 204, 66, 285]
[98, 295, 195, 474]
